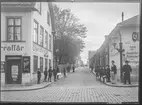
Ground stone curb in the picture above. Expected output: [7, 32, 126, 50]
[91, 70, 138, 87]
[1, 72, 72, 92]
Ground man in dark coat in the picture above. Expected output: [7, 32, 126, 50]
[106, 65, 111, 82]
[48, 66, 52, 82]
[56, 66, 60, 80]
[122, 60, 132, 84]
[95, 66, 99, 78]
[72, 64, 75, 72]
[63, 67, 67, 78]
[111, 60, 117, 84]
[53, 68, 57, 82]
[37, 68, 41, 84]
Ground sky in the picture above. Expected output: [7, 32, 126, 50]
[54, 2, 140, 64]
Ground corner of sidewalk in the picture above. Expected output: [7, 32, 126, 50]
[1, 72, 72, 92]
[92, 70, 138, 87]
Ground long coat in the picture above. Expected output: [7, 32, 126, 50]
[122, 64, 132, 80]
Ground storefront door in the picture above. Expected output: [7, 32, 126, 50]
[5, 56, 22, 84]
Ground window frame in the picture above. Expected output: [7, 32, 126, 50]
[47, 12, 50, 26]
[45, 58, 48, 70]
[40, 25, 44, 47]
[49, 34, 51, 50]
[40, 57, 43, 72]
[6, 17, 22, 42]
[45, 30, 48, 49]
[33, 19, 39, 43]
[33, 55, 38, 73]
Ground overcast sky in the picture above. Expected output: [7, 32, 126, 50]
[55, 2, 140, 64]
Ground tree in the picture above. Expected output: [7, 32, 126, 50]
[53, 4, 87, 64]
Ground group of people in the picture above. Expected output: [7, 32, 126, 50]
[37, 64, 76, 84]
[37, 66, 60, 84]
[94, 60, 132, 84]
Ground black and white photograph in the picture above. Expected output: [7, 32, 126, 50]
[0, 0, 140, 104]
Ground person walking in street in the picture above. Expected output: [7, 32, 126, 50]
[48, 66, 52, 82]
[37, 68, 41, 84]
[106, 65, 111, 82]
[53, 68, 57, 82]
[63, 67, 67, 78]
[44, 68, 48, 82]
[56, 66, 60, 80]
[111, 60, 117, 84]
[72, 64, 75, 72]
[122, 60, 132, 84]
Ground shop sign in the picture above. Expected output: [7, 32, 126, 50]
[33, 43, 48, 54]
[11, 65, 19, 81]
[1, 45, 24, 51]
[132, 32, 139, 42]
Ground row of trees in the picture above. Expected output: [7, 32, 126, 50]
[53, 4, 87, 64]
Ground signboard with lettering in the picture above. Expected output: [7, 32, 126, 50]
[11, 65, 19, 81]
[23, 56, 30, 73]
[1, 44, 24, 51]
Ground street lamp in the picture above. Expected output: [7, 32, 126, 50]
[112, 27, 125, 83]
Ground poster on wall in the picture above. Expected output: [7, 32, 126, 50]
[23, 56, 30, 73]
[11, 65, 19, 81]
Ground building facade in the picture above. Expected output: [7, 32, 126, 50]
[1, 2, 54, 85]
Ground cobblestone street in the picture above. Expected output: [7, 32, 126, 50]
[1, 67, 138, 103]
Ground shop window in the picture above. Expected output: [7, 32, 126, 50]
[7, 17, 22, 41]
[23, 56, 30, 73]
[1, 61, 5, 73]
[40, 57, 43, 72]
[45, 30, 48, 49]
[33, 55, 38, 73]
[33, 20, 38, 43]
[49, 34, 51, 50]
[45, 58, 48, 69]
[40, 26, 44, 46]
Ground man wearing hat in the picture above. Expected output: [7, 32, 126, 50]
[111, 60, 117, 84]
[122, 60, 132, 84]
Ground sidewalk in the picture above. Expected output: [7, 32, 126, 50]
[1, 72, 71, 91]
[92, 70, 139, 87]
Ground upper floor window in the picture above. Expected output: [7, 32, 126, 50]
[40, 26, 44, 46]
[7, 17, 21, 41]
[47, 12, 50, 26]
[37, 2, 42, 14]
[49, 34, 51, 50]
[33, 20, 38, 43]
[45, 30, 48, 49]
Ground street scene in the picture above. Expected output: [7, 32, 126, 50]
[0, 0, 140, 104]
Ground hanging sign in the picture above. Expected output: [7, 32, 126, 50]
[132, 32, 139, 42]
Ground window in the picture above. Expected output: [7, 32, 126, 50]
[37, 2, 42, 14]
[33, 20, 38, 43]
[1, 61, 5, 73]
[45, 31, 48, 49]
[33, 55, 38, 73]
[47, 12, 50, 26]
[40, 26, 44, 46]
[45, 58, 48, 69]
[7, 17, 21, 41]
[49, 34, 51, 50]
[40, 57, 43, 72]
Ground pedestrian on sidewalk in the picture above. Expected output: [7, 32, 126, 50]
[63, 67, 67, 78]
[44, 68, 48, 82]
[37, 68, 41, 84]
[53, 68, 57, 82]
[48, 66, 52, 82]
[111, 60, 117, 84]
[106, 65, 111, 82]
[56, 66, 60, 80]
[122, 60, 132, 84]
[95, 66, 99, 79]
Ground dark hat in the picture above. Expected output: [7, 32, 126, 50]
[125, 60, 129, 63]
[112, 60, 115, 63]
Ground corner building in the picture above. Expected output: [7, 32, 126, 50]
[1, 2, 54, 85]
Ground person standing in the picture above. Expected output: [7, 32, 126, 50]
[44, 68, 48, 82]
[111, 61, 117, 84]
[72, 64, 75, 72]
[53, 68, 57, 82]
[122, 60, 132, 84]
[37, 68, 41, 84]
[56, 66, 60, 80]
[63, 67, 66, 78]
[95, 66, 99, 79]
[106, 65, 111, 82]
[48, 66, 52, 82]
